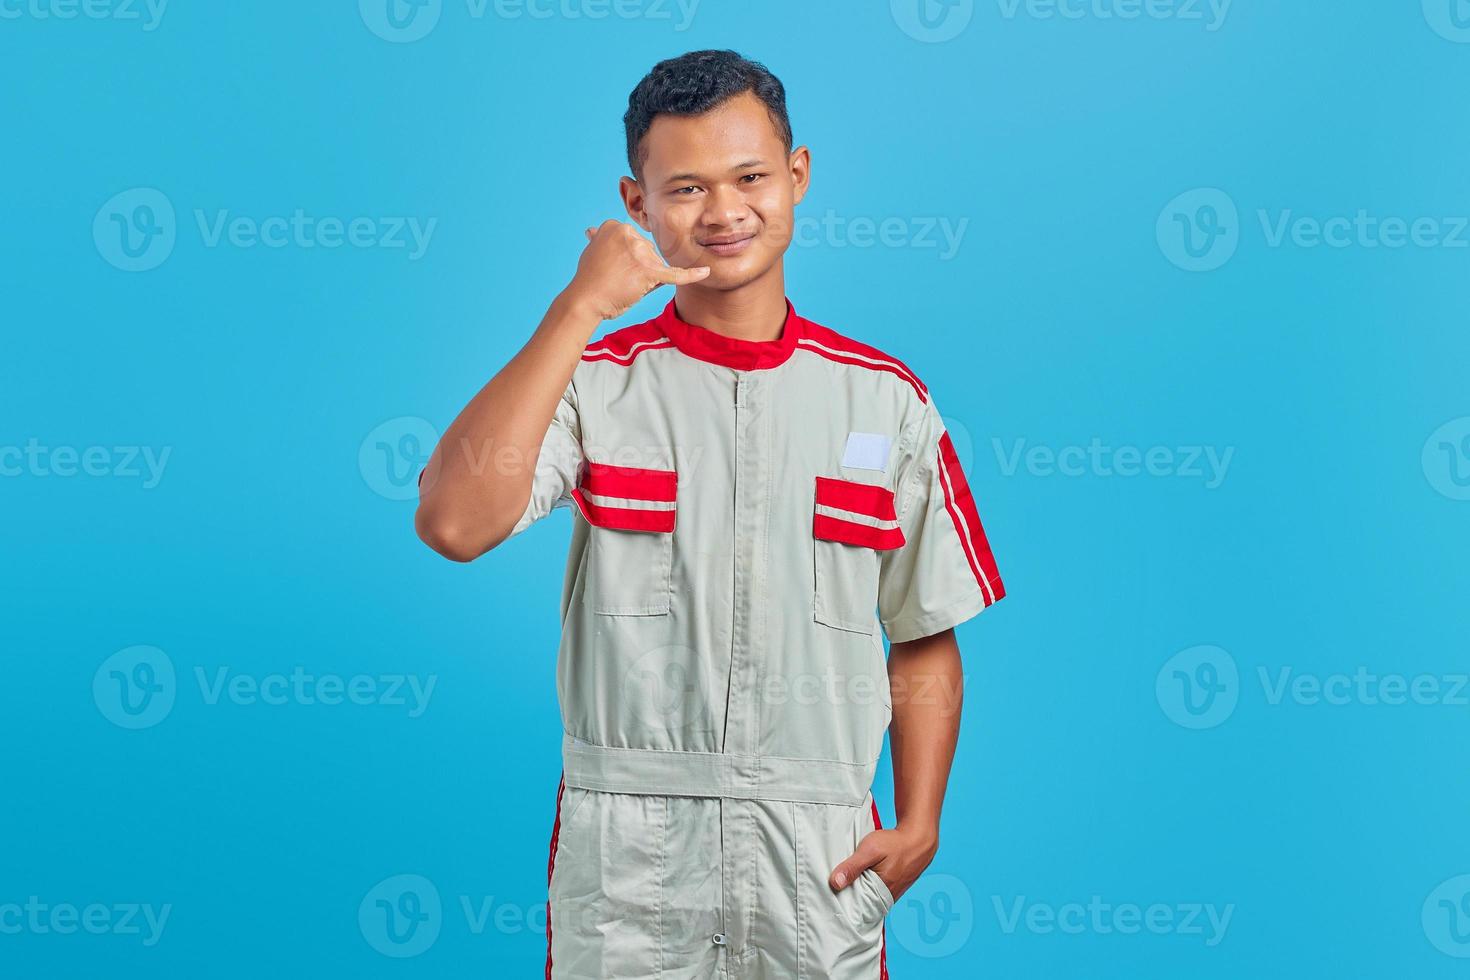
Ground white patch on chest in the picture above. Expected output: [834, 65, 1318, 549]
[841, 431, 893, 472]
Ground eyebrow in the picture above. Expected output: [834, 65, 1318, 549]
[663, 160, 768, 185]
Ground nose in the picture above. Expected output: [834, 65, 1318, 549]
[701, 182, 751, 229]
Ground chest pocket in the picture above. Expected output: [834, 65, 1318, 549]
[572, 462, 677, 616]
[812, 477, 905, 634]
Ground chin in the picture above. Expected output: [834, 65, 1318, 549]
[703, 253, 781, 291]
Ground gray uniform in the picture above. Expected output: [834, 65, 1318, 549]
[510, 299, 1005, 978]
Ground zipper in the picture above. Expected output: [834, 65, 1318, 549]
[716, 377, 742, 970]
[720, 377, 742, 751]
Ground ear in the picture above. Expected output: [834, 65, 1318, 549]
[620, 176, 652, 232]
[788, 145, 812, 207]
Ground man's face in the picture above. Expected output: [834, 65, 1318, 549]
[623, 91, 810, 291]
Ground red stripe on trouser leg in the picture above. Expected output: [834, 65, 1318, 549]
[545, 775, 565, 980]
[936, 431, 1005, 601]
[871, 799, 890, 980]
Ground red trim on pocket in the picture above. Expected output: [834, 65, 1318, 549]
[571, 488, 676, 533]
[813, 514, 905, 551]
[815, 477, 898, 521]
[582, 461, 678, 502]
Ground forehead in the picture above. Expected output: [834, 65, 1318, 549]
[640, 91, 787, 180]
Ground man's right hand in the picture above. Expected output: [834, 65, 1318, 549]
[563, 220, 710, 322]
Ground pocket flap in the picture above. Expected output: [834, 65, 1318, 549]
[572, 462, 677, 533]
[813, 477, 904, 551]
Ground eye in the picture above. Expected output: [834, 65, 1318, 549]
[674, 185, 701, 195]
[740, 173, 765, 184]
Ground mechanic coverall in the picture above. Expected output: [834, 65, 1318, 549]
[508, 299, 1005, 978]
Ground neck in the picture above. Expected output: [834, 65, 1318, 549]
[671, 265, 788, 341]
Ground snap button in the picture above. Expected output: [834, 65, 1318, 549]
[712, 933, 728, 946]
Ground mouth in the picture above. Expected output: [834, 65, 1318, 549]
[698, 232, 757, 257]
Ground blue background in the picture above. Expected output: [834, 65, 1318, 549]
[4, 1, 1470, 976]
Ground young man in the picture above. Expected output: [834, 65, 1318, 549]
[416, 50, 1005, 979]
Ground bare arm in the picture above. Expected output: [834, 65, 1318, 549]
[414, 292, 598, 561]
[830, 627, 963, 900]
[415, 221, 709, 562]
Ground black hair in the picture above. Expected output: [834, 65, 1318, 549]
[624, 49, 792, 180]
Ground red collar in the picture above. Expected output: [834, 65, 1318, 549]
[654, 298, 802, 371]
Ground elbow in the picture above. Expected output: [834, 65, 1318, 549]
[416, 506, 493, 563]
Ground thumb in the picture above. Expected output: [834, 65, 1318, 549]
[830, 842, 881, 893]
[654, 263, 712, 286]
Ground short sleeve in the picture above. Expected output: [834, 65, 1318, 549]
[505, 379, 585, 538]
[878, 398, 1006, 643]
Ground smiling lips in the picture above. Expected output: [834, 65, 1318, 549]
[699, 232, 757, 257]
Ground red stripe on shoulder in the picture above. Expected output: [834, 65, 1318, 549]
[795, 320, 929, 402]
[581, 322, 670, 365]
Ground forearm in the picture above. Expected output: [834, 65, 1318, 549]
[887, 627, 964, 845]
[415, 289, 599, 561]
